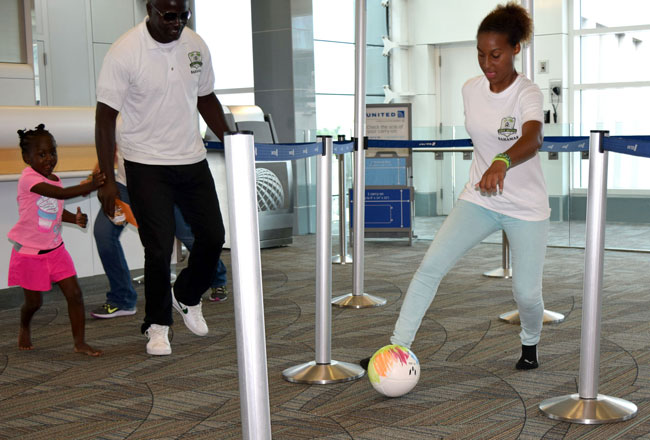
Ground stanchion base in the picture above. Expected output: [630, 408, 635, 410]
[539, 393, 637, 424]
[499, 309, 566, 324]
[282, 360, 366, 384]
[483, 267, 512, 278]
[331, 293, 387, 308]
[331, 254, 353, 264]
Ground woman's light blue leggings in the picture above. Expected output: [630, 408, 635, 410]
[391, 200, 549, 348]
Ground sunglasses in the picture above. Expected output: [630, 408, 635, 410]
[150, 3, 192, 22]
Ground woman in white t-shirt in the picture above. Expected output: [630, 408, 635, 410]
[365, 2, 549, 371]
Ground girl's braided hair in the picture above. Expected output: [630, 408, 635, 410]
[17, 123, 53, 154]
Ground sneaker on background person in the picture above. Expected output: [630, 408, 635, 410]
[209, 285, 228, 302]
[91, 303, 137, 319]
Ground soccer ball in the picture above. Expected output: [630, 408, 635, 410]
[368, 345, 420, 397]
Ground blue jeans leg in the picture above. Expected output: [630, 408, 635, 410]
[93, 182, 138, 310]
[174, 205, 226, 289]
[214, 259, 227, 288]
[173, 204, 194, 249]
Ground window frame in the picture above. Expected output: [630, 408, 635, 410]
[569, 1, 650, 190]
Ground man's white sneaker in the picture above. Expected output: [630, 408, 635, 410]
[145, 324, 171, 355]
[172, 291, 208, 336]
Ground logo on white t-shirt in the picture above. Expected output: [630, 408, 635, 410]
[188, 51, 202, 73]
[497, 117, 518, 140]
[36, 196, 59, 232]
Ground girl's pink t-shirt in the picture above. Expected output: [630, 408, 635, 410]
[8, 167, 64, 250]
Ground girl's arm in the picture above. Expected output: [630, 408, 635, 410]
[30, 171, 106, 200]
[504, 120, 544, 166]
[62, 207, 88, 228]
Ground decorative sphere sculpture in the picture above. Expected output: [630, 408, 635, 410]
[256, 167, 285, 212]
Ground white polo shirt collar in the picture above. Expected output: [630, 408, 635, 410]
[141, 18, 182, 51]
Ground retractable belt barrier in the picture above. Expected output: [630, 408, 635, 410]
[204, 140, 355, 160]
[220, 132, 650, 435]
[601, 135, 650, 157]
[367, 136, 591, 152]
[539, 130, 647, 424]
[280, 136, 366, 385]
[206, 135, 650, 160]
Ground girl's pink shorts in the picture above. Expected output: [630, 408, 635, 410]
[8, 244, 77, 292]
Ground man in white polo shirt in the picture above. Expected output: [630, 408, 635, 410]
[95, 0, 230, 355]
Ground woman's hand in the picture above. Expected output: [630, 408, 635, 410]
[476, 160, 508, 194]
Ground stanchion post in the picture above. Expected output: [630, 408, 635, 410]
[332, 0, 386, 308]
[539, 131, 637, 424]
[317, 136, 333, 364]
[521, 0, 534, 82]
[333, 134, 353, 264]
[224, 132, 272, 439]
[282, 136, 366, 383]
[496, 0, 564, 325]
[483, 231, 512, 279]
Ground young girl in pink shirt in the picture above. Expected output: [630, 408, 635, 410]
[8, 124, 105, 356]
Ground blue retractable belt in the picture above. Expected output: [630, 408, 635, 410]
[205, 135, 650, 161]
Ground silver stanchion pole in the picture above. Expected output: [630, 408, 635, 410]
[497, 0, 564, 325]
[332, 0, 386, 308]
[483, 231, 513, 279]
[283, 137, 366, 384]
[539, 131, 637, 424]
[521, 0, 535, 82]
[332, 134, 353, 264]
[224, 132, 272, 439]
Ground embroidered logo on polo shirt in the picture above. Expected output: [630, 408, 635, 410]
[497, 116, 518, 140]
[188, 51, 202, 73]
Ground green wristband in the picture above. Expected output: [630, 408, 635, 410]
[492, 153, 511, 169]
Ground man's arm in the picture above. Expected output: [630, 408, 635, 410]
[95, 102, 120, 217]
[197, 93, 230, 142]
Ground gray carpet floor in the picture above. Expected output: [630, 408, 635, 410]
[1, 233, 650, 439]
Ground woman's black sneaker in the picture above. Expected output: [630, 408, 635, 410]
[516, 344, 539, 370]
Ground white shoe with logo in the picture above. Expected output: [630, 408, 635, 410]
[172, 289, 208, 336]
[145, 324, 171, 355]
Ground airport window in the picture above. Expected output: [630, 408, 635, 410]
[194, 0, 254, 105]
[313, 0, 354, 43]
[0, 0, 27, 64]
[194, 0, 255, 136]
[572, 1, 650, 189]
[313, 0, 388, 137]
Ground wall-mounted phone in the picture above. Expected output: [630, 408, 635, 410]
[549, 80, 562, 103]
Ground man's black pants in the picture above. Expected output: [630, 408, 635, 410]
[125, 159, 225, 330]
